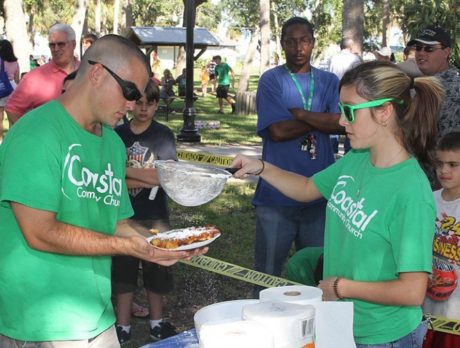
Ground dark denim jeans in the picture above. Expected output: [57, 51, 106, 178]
[356, 319, 428, 348]
[254, 203, 326, 277]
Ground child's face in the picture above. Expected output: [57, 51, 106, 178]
[133, 96, 158, 122]
[435, 149, 460, 192]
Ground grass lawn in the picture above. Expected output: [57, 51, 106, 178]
[155, 72, 261, 146]
[157, 94, 260, 146]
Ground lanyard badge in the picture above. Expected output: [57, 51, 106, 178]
[284, 65, 317, 159]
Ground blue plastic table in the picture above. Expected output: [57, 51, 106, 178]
[140, 329, 199, 348]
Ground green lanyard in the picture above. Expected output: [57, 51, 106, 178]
[284, 64, 315, 111]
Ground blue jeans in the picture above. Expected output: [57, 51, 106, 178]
[254, 203, 326, 278]
[356, 319, 428, 348]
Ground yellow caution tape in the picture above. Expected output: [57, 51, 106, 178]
[181, 255, 460, 336]
[180, 255, 300, 288]
[429, 314, 460, 336]
[177, 150, 233, 167]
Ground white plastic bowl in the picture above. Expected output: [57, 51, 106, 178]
[194, 299, 259, 339]
[155, 160, 232, 207]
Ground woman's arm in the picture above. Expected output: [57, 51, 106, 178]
[319, 272, 428, 306]
[231, 154, 323, 203]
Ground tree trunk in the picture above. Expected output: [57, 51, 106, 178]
[259, 0, 270, 74]
[123, 0, 134, 30]
[342, 0, 364, 56]
[271, 3, 281, 66]
[381, 0, 390, 47]
[95, 0, 102, 34]
[175, 47, 186, 77]
[113, 0, 120, 34]
[71, 0, 89, 59]
[238, 27, 259, 94]
[4, 0, 32, 73]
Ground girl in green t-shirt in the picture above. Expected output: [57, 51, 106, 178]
[232, 60, 444, 347]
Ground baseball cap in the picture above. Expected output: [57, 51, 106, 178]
[375, 47, 392, 57]
[407, 26, 452, 47]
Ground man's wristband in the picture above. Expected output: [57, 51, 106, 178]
[254, 159, 265, 176]
[333, 277, 343, 300]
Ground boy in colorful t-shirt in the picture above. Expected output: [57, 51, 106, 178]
[423, 131, 460, 348]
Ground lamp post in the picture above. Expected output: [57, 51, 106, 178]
[177, 0, 201, 142]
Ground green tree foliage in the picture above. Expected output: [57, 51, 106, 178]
[195, 1, 220, 30]
[131, 0, 182, 26]
[23, 0, 74, 37]
[128, 0, 218, 29]
[8, 0, 458, 68]
[219, 0, 306, 35]
[306, 0, 342, 54]
[218, 0, 259, 30]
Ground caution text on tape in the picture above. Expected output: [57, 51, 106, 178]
[177, 150, 233, 167]
[180, 255, 299, 288]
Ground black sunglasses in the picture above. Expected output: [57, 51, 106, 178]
[414, 45, 445, 53]
[88, 60, 142, 101]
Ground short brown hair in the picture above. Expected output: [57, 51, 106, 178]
[438, 131, 460, 152]
[145, 79, 160, 103]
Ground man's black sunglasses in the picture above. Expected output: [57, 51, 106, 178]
[414, 45, 445, 53]
[88, 60, 142, 101]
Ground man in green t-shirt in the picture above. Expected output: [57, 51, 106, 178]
[214, 55, 236, 114]
[0, 35, 205, 347]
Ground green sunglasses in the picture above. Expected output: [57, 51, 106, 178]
[339, 98, 398, 123]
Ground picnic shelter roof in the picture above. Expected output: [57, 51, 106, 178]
[126, 26, 220, 49]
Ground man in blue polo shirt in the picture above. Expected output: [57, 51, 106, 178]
[253, 17, 343, 289]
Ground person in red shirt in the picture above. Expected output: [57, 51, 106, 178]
[6, 23, 79, 124]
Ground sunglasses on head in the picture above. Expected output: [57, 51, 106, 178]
[414, 45, 445, 53]
[338, 98, 397, 123]
[88, 60, 142, 101]
[49, 41, 68, 49]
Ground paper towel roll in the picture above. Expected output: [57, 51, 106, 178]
[242, 301, 315, 348]
[199, 320, 273, 348]
[194, 299, 259, 339]
[259, 285, 322, 306]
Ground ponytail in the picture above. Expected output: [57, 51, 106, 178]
[397, 76, 444, 167]
[340, 61, 444, 167]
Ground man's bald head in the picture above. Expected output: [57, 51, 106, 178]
[340, 38, 354, 50]
[78, 34, 150, 77]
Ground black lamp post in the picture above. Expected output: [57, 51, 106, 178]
[177, 0, 201, 142]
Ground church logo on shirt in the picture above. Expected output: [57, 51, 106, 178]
[62, 143, 123, 207]
[327, 175, 379, 239]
